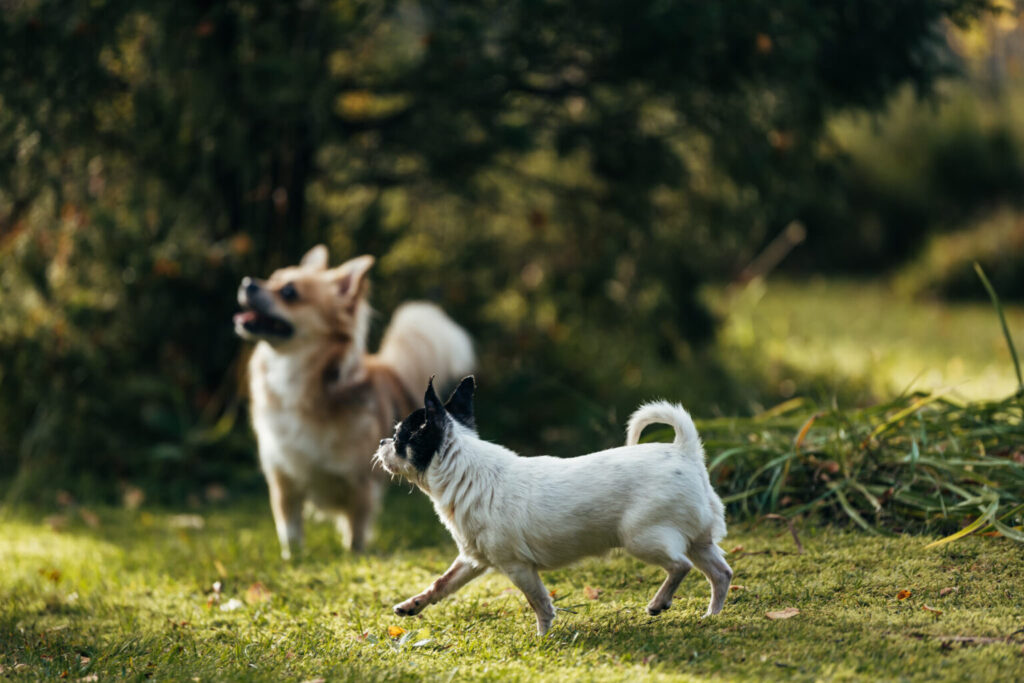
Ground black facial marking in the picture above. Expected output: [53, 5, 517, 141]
[444, 376, 476, 430]
[394, 406, 443, 472]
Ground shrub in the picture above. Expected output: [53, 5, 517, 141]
[896, 207, 1024, 300]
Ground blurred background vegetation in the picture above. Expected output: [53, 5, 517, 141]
[1, 0, 1022, 508]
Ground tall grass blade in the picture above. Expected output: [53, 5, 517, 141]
[974, 262, 1023, 396]
[829, 483, 881, 534]
[923, 498, 999, 549]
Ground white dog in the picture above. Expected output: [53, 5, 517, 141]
[374, 377, 731, 635]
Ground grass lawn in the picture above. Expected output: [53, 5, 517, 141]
[2, 491, 1023, 681]
[713, 278, 1024, 402]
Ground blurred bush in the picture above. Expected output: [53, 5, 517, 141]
[0, 0, 994, 500]
[793, 82, 1024, 271]
[0, 186, 259, 502]
[896, 207, 1024, 300]
[792, 5, 1024, 272]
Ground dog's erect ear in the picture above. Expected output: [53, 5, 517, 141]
[300, 244, 329, 270]
[424, 376, 446, 428]
[329, 255, 375, 303]
[444, 376, 476, 429]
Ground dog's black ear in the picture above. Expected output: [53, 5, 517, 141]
[444, 376, 476, 429]
[424, 376, 445, 427]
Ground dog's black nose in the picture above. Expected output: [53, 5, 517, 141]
[242, 277, 259, 295]
[380, 438, 391, 447]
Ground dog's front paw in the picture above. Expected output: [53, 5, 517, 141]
[393, 597, 425, 617]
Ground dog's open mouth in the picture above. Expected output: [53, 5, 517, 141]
[233, 309, 294, 338]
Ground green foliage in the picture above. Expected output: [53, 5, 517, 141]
[2, 502, 1024, 681]
[713, 277, 1024, 402]
[795, 81, 1024, 271]
[897, 208, 1024, 301]
[0, 196, 259, 502]
[0, 0, 996, 495]
[687, 393, 1024, 542]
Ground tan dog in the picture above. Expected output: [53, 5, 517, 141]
[235, 245, 474, 558]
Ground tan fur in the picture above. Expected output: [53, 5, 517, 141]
[238, 246, 474, 557]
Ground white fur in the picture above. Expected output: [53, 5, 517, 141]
[377, 302, 476, 397]
[376, 400, 731, 635]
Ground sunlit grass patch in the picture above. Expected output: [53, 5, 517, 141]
[1, 500, 1022, 681]
[712, 278, 1024, 402]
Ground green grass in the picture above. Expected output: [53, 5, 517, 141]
[713, 278, 1024, 402]
[2, 495, 1023, 681]
[692, 393, 1024, 542]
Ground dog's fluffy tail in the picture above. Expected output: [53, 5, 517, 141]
[625, 401, 702, 455]
[628, 401, 724, 543]
[376, 302, 475, 400]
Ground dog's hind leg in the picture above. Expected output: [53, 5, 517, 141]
[646, 558, 693, 616]
[394, 555, 485, 616]
[267, 468, 304, 560]
[503, 564, 556, 636]
[625, 527, 692, 615]
[688, 542, 733, 617]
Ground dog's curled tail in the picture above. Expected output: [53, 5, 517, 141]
[376, 302, 476, 400]
[625, 401, 702, 455]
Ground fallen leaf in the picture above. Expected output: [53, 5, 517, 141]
[387, 625, 406, 638]
[897, 590, 912, 601]
[939, 586, 958, 597]
[766, 607, 799, 620]
[729, 585, 747, 591]
[729, 545, 744, 554]
[549, 589, 558, 598]
[245, 582, 271, 604]
[922, 604, 943, 615]
[583, 586, 601, 600]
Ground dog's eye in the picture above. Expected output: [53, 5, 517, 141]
[279, 282, 299, 302]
